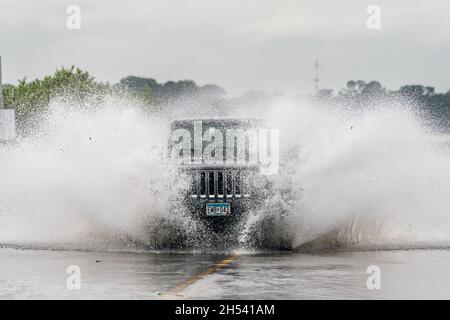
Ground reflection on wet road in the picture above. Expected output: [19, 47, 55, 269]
[2, 248, 450, 299]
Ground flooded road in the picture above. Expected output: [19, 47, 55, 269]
[2, 247, 450, 299]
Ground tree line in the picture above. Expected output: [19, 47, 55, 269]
[2, 67, 226, 133]
[2, 67, 449, 134]
[315, 80, 450, 129]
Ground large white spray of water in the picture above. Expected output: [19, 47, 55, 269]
[0, 97, 173, 249]
[246, 99, 450, 250]
[0, 95, 449, 251]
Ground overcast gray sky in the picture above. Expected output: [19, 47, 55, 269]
[1, 0, 449, 96]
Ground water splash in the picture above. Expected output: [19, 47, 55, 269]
[0, 95, 449, 252]
[0, 96, 174, 249]
[243, 99, 450, 251]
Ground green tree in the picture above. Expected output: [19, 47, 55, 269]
[3, 66, 108, 133]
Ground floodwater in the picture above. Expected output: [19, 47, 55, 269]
[1, 98, 449, 300]
[1, 247, 450, 299]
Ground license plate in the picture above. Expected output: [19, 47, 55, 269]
[206, 203, 231, 216]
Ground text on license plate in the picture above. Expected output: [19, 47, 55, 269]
[206, 203, 231, 216]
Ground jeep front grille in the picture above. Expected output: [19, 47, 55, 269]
[190, 169, 252, 199]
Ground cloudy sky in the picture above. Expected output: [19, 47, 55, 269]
[1, 0, 449, 96]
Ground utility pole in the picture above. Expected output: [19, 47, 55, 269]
[0, 56, 3, 109]
[314, 59, 320, 94]
[0, 56, 16, 141]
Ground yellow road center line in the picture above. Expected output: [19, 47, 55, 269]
[160, 254, 240, 298]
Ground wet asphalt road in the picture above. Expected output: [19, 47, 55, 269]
[1, 248, 450, 299]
